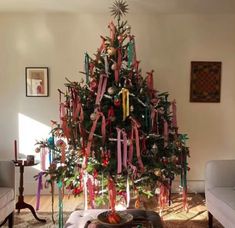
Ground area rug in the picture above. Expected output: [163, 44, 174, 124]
[2, 194, 223, 227]
[2, 212, 71, 228]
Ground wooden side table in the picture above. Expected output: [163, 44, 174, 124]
[14, 160, 46, 223]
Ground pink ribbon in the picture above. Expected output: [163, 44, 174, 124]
[40, 148, 47, 171]
[172, 100, 177, 128]
[123, 131, 127, 169]
[95, 74, 107, 105]
[131, 118, 144, 172]
[128, 129, 134, 163]
[86, 112, 106, 157]
[116, 128, 128, 174]
[117, 128, 122, 174]
[164, 119, 169, 148]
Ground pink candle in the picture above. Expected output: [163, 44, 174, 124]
[14, 140, 17, 161]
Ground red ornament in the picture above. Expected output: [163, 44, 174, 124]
[90, 79, 97, 91]
[114, 96, 120, 107]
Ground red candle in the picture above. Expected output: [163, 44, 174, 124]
[14, 140, 17, 161]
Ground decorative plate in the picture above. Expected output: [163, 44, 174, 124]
[97, 211, 133, 227]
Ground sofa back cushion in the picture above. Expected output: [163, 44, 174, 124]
[205, 160, 235, 189]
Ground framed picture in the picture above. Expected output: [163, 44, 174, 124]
[190, 61, 221, 102]
[25, 67, 49, 97]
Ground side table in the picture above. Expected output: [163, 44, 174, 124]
[14, 160, 46, 223]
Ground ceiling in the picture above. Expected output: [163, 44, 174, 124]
[0, 0, 235, 13]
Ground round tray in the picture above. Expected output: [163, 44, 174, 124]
[97, 211, 133, 227]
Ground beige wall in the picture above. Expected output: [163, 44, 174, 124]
[0, 12, 235, 194]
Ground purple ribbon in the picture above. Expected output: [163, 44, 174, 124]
[36, 172, 44, 210]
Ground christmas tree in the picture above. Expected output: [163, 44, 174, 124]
[35, 0, 189, 224]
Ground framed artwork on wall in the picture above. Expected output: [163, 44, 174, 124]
[190, 61, 221, 102]
[25, 67, 49, 97]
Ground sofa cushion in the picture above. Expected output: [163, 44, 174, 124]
[0, 187, 14, 223]
[209, 187, 235, 210]
[206, 187, 235, 227]
[0, 187, 14, 209]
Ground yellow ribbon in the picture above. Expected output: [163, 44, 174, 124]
[122, 88, 129, 120]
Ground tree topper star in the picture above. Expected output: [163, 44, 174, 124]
[110, 0, 129, 19]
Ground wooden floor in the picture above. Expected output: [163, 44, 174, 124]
[23, 195, 85, 212]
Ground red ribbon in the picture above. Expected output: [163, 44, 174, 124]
[108, 177, 116, 212]
[73, 99, 84, 122]
[86, 112, 106, 157]
[159, 183, 169, 210]
[60, 103, 70, 139]
[87, 177, 95, 209]
[172, 100, 177, 128]
[163, 119, 168, 148]
[151, 108, 158, 133]
[108, 21, 116, 43]
[98, 36, 106, 53]
[115, 48, 122, 82]
[146, 70, 154, 91]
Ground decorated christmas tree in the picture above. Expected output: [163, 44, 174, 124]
[35, 0, 189, 225]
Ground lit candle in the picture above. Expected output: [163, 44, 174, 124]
[14, 140, 17, 161]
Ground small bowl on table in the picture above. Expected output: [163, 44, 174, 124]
[97, 211, 133, 227]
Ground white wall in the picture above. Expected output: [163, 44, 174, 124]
[0, 12, 235, 194]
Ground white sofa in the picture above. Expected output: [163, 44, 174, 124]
[205, 160, 235, 228]
[0, 161, 15, 227]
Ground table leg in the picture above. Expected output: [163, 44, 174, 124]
[16, 201, 46, 223]
[16, 164, 46, 223]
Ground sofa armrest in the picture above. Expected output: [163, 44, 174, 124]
[0, 161, 15, 189]
[205, 160, 235, 190]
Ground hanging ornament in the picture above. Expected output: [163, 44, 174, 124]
[114, 95, 121, 107]
[154, 169, 162, 177]
[110, 116, 116, 122]
[56, 139, 66, 148]
[107, 86, 115, 95]
[111, 62, 118, 71]
[107, 47, 116, 56]
[126, 25, 131, 34]
[105, 40, 111, 46]
[35, 147, 41, 153]
[151, 143, 158, 156]
[118, 35, 123, 42]
[135, 196, 140, 209]
[90, 79, 98, 91]
[130, 105, 134, 112]
[90, 113, 97, 121]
